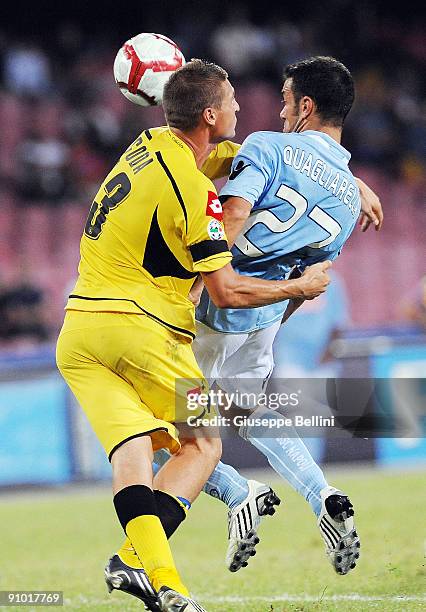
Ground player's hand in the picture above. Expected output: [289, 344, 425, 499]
[356, 177, 384, 232]
[299, 261, 332, 299]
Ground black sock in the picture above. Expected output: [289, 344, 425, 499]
[154, 490, 187, 538]
[114, 484, 158, 531]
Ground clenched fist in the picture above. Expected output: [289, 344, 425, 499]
[299, 261, 332, 299]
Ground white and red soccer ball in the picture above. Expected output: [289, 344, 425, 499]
[113, 33, 186, 106]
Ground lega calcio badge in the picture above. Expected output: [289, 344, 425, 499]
[207, 219, 225, 241]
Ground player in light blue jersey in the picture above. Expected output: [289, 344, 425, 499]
[201, 128, 360, 334]
[192, 57, 371, 576]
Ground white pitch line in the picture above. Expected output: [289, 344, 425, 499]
[65, 593, 426, 606]
[201, 594, 426, 603]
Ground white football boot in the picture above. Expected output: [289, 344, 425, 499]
[317, 486, 360, 575]
[226, 479, 281, 572]
[157, 587, 207, 612]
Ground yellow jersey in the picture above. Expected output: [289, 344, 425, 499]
[66, 127, 236, 340]
[201, 139, 240, 180]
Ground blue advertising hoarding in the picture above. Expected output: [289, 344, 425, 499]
[372, 345, 426, 465]
[0, 373, 73, 485]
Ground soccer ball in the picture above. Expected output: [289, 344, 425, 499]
[113, 33, 186, 107]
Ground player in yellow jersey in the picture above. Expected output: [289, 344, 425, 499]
[56, 59, 331, 612]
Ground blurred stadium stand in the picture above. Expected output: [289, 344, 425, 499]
[0, 1, 425, 485]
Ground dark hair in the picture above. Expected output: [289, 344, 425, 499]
[163, 59, 228, 131]
[284, 56, 355, 126]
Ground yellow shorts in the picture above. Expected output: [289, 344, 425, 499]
[56, 310, 209, 460]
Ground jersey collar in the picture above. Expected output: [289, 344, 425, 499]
[167, 129, 198, 165]
[302, 130, 351, 164]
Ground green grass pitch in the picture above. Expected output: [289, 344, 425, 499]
[1, 467, 425, 611]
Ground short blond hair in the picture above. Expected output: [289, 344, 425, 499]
[163, 59, 228, 131]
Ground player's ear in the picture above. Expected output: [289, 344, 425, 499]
[203, 107, 217, 126]
[301, 96, 314, 118]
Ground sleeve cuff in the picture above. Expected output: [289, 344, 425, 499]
[189, 239, 230, 263]
[218, 189, 256, 207]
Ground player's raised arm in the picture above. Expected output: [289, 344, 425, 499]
[201, 260, 332, 309]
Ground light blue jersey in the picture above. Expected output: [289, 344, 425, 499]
[198, 130, 360, 333]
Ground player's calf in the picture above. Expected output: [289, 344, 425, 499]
[155, 435, 222, 503]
